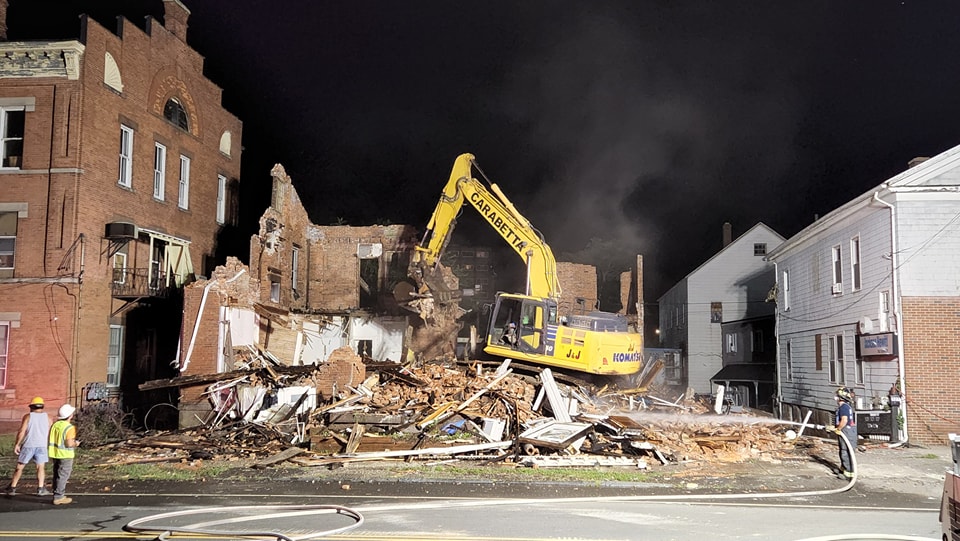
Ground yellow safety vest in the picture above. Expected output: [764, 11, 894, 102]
[48, 420, 75, 460]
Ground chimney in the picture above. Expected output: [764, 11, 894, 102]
[162, 0, 190, 41]
[0, 0, 9, 41]
[908, 156, 930, 169]
[722, 222, 732, 247]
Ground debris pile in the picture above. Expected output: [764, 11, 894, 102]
[119, 349, 800, 471]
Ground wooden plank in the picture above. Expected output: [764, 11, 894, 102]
[251, 446, 305, 468]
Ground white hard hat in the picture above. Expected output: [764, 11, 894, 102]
[58, 404, 76, 419]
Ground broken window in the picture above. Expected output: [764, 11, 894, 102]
[270, 279, 280, 303]
[358, 243, 382, 309]
[357, 339, 372, 358]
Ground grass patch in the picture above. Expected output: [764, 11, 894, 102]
[88, 461, 234, 482]
[399, 464, 657, 484]
[920, 453, 941, 459]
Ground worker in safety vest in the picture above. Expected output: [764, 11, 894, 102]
[48, 404, 78, 505]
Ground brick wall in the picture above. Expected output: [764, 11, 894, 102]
[901, 296, 960, 444]
[556, 262, 598, 316]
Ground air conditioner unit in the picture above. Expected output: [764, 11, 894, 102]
[831, 283, 843, 295]
[104, 222, 137, 240]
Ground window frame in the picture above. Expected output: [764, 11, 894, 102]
[879, 290, 891, 332]
[291, 247, 300, 291]
[113, 252, 127, 284]
[782, 269, 790, 311]
[753, 243, 767, 256]
[178, 155, 191, 210]
[0, 211, 17, 272]
[751, 329, 764, 353]
[0, 106, 25, 169]
[850, 235, 861, 291]
[725, 332, 737, 353]
[107, 324, 124, 387]
[118, 125, 134, 188]
[828, 333, 845, 384]
[217, 174, 227, 224]
[831, 244, 843, 294]
[153, 142, 166, 201]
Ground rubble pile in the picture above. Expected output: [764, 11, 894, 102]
[120, 348, 800, 471]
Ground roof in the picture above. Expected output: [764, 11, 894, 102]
[766, 142, 960, 260]
[710, 363, 775, 383]
[657, 222, 784, 303]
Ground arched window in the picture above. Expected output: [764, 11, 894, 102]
[163, 97, 189, 131]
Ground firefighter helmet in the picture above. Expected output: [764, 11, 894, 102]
[836, 387, 853, 402]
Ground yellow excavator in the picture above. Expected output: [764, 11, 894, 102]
[408, 153, 642, 376]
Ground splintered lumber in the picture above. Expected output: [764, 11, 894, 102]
[139, 364, 316, 391]
[539, 369, 572, 423]
[299, 441, 514, 466]
[95, 456, 184, 467]
[252, 446, 305, 468]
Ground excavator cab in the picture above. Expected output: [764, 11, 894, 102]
[486, 293, 557, 356]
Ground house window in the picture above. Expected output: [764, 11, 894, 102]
[1, 107, 25, 168]
[831, 245, 842, 294]
[118, 125, 134, 187]
[711, 302, 723, 323]
[753, 243, 767, 256]
[850, 236, 861, 291]
[879, 290, 891, 332]
[782, 269, 790, 311]
[725, 332, 737, 353]
[107, 325, 123, 387]
[270, 280, 280, 302]
[113, 252, 127, 284]
[178, 155, 190, 210]
[785, 340, 793, 382]
[0, 212, 16, 275]
[163, 97, 189, 131]
[153, 142, 166, 200]
[829, 334, 845, 384]
[217, 174, 227, 224]
[855, 354, 864, 385]
[752, 329, 764, 352]
[291, 247, 299, 291]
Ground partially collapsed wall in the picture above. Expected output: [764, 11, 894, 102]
[556, 262, 599, 316]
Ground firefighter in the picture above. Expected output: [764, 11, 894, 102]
[833, 387, 857, 479]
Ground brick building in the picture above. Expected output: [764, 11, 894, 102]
[0, 0, 241, 424]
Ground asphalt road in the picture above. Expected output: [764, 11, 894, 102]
[0, 484, 943, 540]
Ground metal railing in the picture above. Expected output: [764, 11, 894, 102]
[111, 268, 171, 298]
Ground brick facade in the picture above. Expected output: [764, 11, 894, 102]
[901, 296, 960, 444]
[0, 3, 241, 425]
[556, 262, 598, 317]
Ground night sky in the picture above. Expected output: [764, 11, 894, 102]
[10, 1, 960, 305]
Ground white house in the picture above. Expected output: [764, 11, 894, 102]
[658, 223, 784, 395]
[766, 149, 960, 445]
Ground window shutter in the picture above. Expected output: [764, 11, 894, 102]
[815, 334, 823, 371]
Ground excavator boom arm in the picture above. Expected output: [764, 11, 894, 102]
[413, 153, 561, 300]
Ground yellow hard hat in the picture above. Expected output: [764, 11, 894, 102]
[29, 396, 44, 406]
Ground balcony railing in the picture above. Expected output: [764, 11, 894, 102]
[111, 268, 171, 299]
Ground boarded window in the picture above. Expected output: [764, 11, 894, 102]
[815, 334, 823, 371]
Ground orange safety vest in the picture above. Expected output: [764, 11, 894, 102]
[48, 420, 75, 460]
